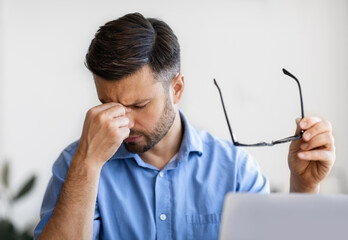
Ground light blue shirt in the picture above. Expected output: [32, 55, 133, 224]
[34, 111, 269, 240]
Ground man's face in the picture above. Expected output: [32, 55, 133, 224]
[94, 65, 176, 154]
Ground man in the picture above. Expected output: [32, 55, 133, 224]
[34, 13, 335, 239]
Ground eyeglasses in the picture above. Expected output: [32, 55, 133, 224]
[214, 68, 304, 147]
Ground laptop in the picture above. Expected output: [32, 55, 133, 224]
[219, 193, 348, 240]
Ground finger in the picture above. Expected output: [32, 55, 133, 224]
[298, 116, 322, 131]
[301, 120, 332, 142]
[87, 102, 127, 119]
[95, 102, 123, 111]
[93, 102, 131, 114]
[294, 118, 303, 135]
[118, 126, 131, 140]
[300, 132, 334, 151]
[297, 149, 335, 162]
[98, 105, 129, 121]
[113, 116, 130, 128]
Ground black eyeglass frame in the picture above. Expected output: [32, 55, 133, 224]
[214, 68, 305, 147]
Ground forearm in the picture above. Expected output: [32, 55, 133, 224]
[39, 154, 102, 240]
[290, 174, 320, 193]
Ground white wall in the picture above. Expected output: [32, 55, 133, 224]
[0, 0, 4, 157]
[1, 0, 347, 230]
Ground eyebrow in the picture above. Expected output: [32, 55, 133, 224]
[98, 98, 151, 107]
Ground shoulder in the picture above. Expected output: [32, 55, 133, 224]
[57, 140, 79, 164]
[194, 128, 251, 163]
[51, 140, 80, 180]
[187, 127, 269, 192]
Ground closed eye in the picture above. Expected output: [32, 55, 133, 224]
[134, 104, 147, 109]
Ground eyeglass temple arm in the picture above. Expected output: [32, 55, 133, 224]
[214, 70, 304, 147]
[213, 79, 238, 145]
[282, 68, 305, 119]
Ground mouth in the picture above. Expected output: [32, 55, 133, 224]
[124, 135, 143, 143]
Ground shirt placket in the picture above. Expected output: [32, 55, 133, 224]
[155, 170, 171, 240]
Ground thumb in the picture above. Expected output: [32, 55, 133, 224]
[294, 118, 303, 135]
[289, 118, 304, 152]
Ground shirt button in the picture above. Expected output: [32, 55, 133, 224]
[159, 172, 164, 177]
[160, 214, 167, 221]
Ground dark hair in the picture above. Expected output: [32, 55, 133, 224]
[85, 13, 180, 87]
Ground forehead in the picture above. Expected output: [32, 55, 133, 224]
[94, 65, 164, 104]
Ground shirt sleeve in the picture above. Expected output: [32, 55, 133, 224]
[235, 148, 270, 193]
[33, 142, 101, 239]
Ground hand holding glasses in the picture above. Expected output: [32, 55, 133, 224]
[214, 68, 304, 147]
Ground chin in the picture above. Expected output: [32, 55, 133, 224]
[125, 142, 151, 154]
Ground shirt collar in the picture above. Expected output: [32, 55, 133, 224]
[111, 109, 203, 161]
[176, 110, 203, 161]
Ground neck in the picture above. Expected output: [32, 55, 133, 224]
[139, 108, 183, 170]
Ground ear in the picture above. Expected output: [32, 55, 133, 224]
[171, 73, 184, 105]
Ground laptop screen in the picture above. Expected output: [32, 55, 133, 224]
[219, 193, 348, 240]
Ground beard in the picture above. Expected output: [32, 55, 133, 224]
[124, 96, 176, 154]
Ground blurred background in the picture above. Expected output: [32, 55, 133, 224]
[0, 0, 347, 235]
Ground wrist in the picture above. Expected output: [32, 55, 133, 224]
[290, 174, 320, 193]
[70, 150, 103, 177]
